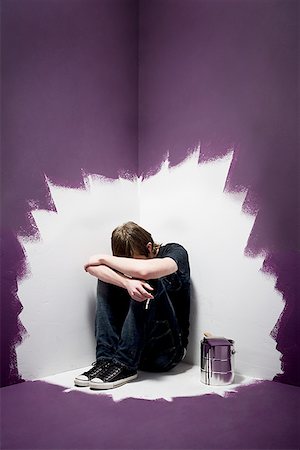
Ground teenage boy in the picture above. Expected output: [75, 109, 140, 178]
[75, 221, 190, 390]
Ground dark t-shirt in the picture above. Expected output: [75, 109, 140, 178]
[156, 243, 191, 349]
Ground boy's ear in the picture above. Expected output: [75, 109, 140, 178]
[146, 242, 153, 254]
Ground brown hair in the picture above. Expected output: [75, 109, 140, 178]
[111, 222, 159, 257]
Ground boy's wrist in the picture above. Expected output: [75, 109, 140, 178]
[121, 277, 129, 290]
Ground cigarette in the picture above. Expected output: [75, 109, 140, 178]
[145, 299, 151, 309]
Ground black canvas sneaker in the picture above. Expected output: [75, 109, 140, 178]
[74, 359, 112, 387]
[89, 361, 137, 390]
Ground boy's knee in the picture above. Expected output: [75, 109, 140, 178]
[97, 279, 125, 297]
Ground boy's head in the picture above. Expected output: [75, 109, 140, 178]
[111, 222, 159, 259]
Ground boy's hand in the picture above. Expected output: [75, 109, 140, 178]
[124, 279, 154, 302]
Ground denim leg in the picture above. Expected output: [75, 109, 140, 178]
[139, 279, 184, 372]
[113, 299, 147, 370]
[95, 280, 130, 361]
[114, 279, 184, 372]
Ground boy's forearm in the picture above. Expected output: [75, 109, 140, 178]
[99, 255, 177, 280]
[86, 264, 129, 289]
[99, 255, 146, 279]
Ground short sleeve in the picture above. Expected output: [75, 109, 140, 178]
[159, 243, 190, 289]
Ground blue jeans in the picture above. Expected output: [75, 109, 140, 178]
[95, 279, 184, 372]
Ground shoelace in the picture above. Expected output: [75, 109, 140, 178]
[102, 364, 122, 380]
[83, 360, 110, 378]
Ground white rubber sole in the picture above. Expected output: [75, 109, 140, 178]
[74, 378, 90, 387]
[89, 373, 138, 390]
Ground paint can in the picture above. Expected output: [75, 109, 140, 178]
[200, 337, 235, 385]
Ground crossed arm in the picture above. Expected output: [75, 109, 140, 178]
[84, 254, 177, 302]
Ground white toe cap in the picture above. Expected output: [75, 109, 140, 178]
[90, 377, 104, 383]
[75, 375, 89, 381]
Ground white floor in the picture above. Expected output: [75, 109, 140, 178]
[39, 362, 259, 402]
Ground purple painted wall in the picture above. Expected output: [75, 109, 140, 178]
[1, 0, 299, 387]
[1, 0, 138, 387]
[139, 0, 299, 385]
